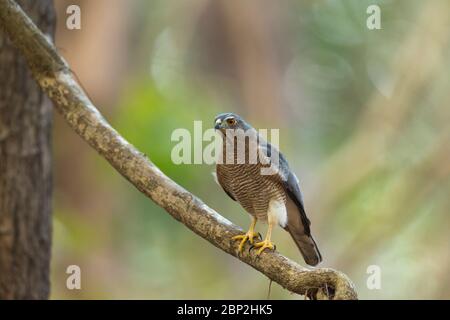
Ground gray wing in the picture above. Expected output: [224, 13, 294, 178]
[260, 141, 322, 266]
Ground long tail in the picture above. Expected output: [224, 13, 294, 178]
[287, 227, 322, 266]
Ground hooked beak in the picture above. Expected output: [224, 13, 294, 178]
[214, 119, 222, 130]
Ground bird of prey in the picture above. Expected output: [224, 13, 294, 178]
[214, 113, 322, 266]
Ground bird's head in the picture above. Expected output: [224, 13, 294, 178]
[214, 113, 250, 131]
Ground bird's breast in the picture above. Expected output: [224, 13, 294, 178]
[216, 163, 286, 220]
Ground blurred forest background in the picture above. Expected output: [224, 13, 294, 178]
[50, 0, 449, 299]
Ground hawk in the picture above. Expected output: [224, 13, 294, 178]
[214, 113, 322, 266]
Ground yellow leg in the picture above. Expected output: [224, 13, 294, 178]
[253, 220, 275, 255]
[232, 217, 258, 253]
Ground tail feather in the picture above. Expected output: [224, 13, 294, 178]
[285, 197, 322, 266]
[287, 227, 322, 267]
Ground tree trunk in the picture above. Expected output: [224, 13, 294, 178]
[0, 0, 54, 299]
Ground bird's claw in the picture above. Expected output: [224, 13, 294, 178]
[232, 231, 259, 253]
[253, 239, 275, 255]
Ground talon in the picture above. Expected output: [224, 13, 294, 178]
[253, 240, 275, 255]
[232, 231, 259, 253]
[231, 234, 246, 241]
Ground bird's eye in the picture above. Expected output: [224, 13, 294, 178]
[226, 118, 236, 126]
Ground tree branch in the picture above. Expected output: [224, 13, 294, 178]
[0, 0, 357, 300]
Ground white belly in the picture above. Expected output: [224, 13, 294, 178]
[268, 199, 287, 228]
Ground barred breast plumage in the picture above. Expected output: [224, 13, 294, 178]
[216, 136, 286, 222]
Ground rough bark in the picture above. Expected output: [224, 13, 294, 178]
[0, 0, 54, 299]
[0, 0, 358, 299]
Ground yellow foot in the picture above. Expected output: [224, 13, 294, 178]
[253, 240, 275, 255]
[232, 231, 260, 253]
